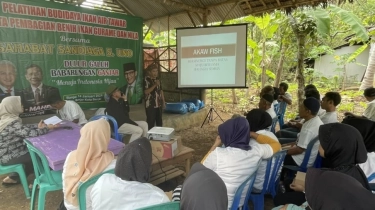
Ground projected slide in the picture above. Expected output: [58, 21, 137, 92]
[177, 24, 247, 88]
[180, 33, 237, 86]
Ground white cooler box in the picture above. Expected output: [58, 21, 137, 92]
[147, 127, 175, 141]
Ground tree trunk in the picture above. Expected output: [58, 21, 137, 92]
[232, 89, 238, 104]
[261, 41, 266, 88]
[296, 34, 306, 107]
[274, 43, 286, 87]
[342, 64, 347, 90]
[360, 42, 375, 90]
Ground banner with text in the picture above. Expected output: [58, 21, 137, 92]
[0, 0, 143, 117]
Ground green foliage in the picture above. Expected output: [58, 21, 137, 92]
[347, 44, 368, 63]
[307, 8, 331, 37]
[328, 5, 369, 42]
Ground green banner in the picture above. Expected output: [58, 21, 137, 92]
[0, 0, 143, 117]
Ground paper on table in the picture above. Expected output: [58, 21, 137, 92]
[43, 116, 63, 125]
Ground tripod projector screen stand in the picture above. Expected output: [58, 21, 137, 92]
[201, 89, 224, 128]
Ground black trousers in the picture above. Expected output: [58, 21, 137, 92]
[3, 152, 34, 180]
[280, 154, 299, 181]
[146, 107, 163, 130]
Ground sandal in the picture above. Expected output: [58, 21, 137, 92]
[2, 176, 20, 187]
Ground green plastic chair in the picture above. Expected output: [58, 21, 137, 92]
[136, 201, 180, 210]
[24, 140, 63, 210]
[77, 169, 115, 210]
[0, 164, 30, 198]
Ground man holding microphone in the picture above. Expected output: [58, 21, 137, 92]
[144, 64, 165, 130]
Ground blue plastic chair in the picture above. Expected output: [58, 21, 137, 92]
[230, 161, 261, 210]
[78, 169, 115, 210]
[89, 115, 121, 142]
[283, 136, 320, 173]
[24, 140, 63, 210]
[368, 173, 375, 191]
[0, 164, 30, 198]
[277, 102, 287, 128]
[136, 201, 180, 210]
[249, 151, 287, 210]
[270, 117, 278, 133]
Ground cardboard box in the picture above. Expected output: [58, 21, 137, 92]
[150, 136, 183, 159]
[293, 171, 306, 187]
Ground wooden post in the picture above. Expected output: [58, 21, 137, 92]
[200, 11, 208, 103]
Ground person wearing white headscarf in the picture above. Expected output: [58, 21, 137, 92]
[0, 96, 55, 185]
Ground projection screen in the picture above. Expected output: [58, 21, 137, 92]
[176, 24, 247, 88]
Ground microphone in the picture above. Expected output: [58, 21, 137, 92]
[153, 77, 160, 91]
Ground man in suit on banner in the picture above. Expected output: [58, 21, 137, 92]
[120, 62, 143, 104]
[22, 64, 60, 107]
[0, 60, 22, 102]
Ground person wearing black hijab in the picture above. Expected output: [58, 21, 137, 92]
[273, 123, 371, 207]
[246, 108, 273, 132]
[342, 116, 375, 152]
[179, 163, 228, 210]
[90, 137, 170, 210]
[305, 168, 375, 210]
[319, 123, 370, 190]
[246, 109, 280, 192]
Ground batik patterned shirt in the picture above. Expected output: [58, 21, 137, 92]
[144, 76, 162, 109]
[0, 120, 48, 164]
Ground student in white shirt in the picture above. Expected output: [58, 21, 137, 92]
[245, 109, 281, 192]
[259, 94, 277, 120]
[320, 92, 341, 124]
[201, 117, 281, 208]
[62, 119, 115, 210]
[91, 137, 169, 210]
[276, 89, 321, 140]
[345, 87, 375, 121]
[281, 97, 323, 179]
[50, 97, 88, 125]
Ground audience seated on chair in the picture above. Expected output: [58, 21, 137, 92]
[200, 117, 281, 208]
[245, 109, 281, 192]
[62, 119, 116, 210]
[49, 96, 88, 125]
[259, 94, 277, 120]
[91, 137, 169, 210]
[279, 97, 322, 175]
[345, 87, 375, 121]
[273, 168, 375, 210]
[173, 163, 228, 210]
[276, 88, 321, 139]
[0, 96, 57, 186]
[274, 123, 371, 206]
[105, 85, 148, 143]
[319, 92, 341, 124]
